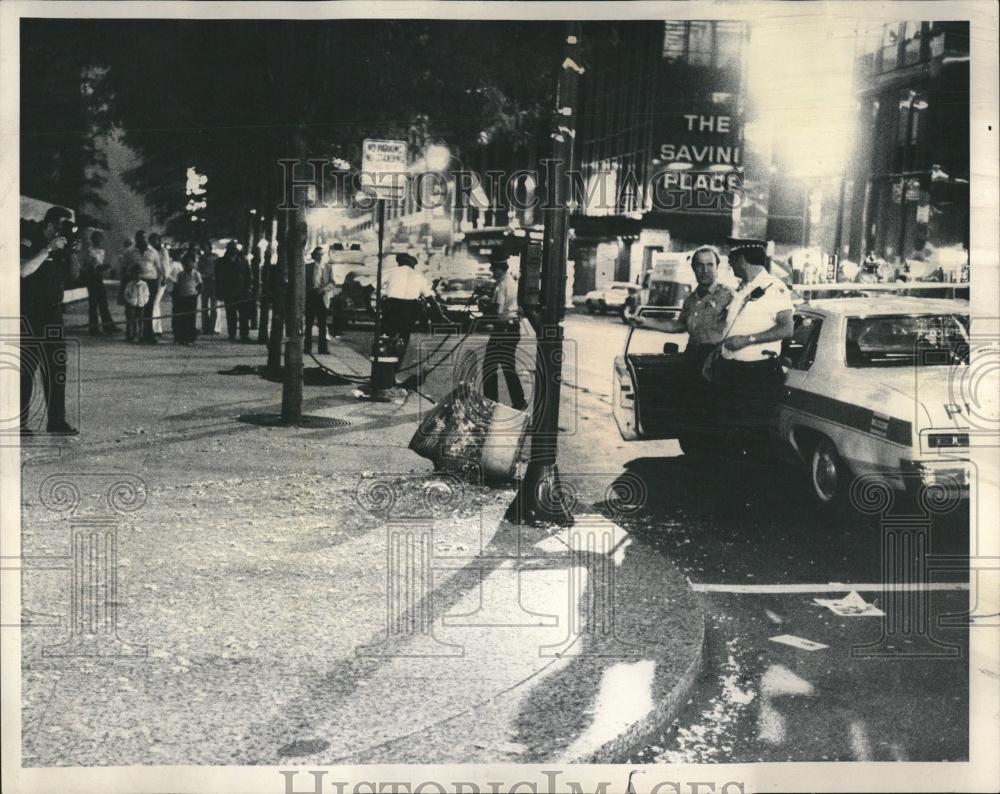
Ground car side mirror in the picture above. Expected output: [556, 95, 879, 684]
[663, 342, 680, 355]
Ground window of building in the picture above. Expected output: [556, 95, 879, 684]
[880, 23, 900, 72]
[715, 22, 744, 69]
[662, 21, 688, 62]
[661, 21, 744, 67]
[688, 21, 714, 65]
[903, 20, 925, 66]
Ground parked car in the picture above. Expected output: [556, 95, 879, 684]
[584, 282, 636, 315]
[622, 251, 698, 324]
[434, 275, 495, 329]
[613, 296, 971, 506]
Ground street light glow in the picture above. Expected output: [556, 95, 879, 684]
[424, 144, 451, 172]
[745, 18, 858, 178]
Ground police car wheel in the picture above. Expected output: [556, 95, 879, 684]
[810, 438, 846, 504]
[586, 300, 596, 314]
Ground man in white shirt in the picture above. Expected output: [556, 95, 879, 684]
[304, 246, 335, 354]
[381, 252, 433, 366]
[718, 237, 794, 455]
[481, 253, 527, 410]
[148, 233, 171, 335]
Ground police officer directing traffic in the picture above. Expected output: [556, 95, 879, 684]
[717, 237, 794, 453]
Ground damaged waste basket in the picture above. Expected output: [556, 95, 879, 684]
[409, 386, 530, 484]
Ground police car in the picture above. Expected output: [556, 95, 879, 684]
[613, 296, 971, 505]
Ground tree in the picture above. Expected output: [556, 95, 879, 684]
[20, 20, 116, 224]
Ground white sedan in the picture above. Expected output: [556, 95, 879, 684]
[612, 296, 971, 506]
[584, 282, 636, 316]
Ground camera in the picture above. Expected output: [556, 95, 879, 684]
[58, 218, 79, 247]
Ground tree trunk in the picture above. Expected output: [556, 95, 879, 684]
[280, 129, 308, 422]
[266, 208, 286, 375]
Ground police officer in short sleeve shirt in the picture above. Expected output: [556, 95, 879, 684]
[718, 237, 794, 454]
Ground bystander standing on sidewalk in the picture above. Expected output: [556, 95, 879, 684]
[198, 242, 219, 335]
[304, 246, 334, 354]
[172, 252, 203, 345]
[148, 233, 171, 336]
[124, 264, 149, 343]
[258, 241, 278, 345]
[217, 241, 252, 342]
[480, 253, 527, 411]
[126, 231, 161, 344]
[117, 239, 133, 306]
[83, 230, 119, 336]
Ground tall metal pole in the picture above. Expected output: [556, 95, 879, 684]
[832, 175, 847, 280]
[506, 22, 581, 526]
[373, 199, 386, 349]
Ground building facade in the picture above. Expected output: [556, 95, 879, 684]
[570, 20, 748, 295]
[844, 21, 970, 271]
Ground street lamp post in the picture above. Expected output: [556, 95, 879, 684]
[506, 22, 582, 527]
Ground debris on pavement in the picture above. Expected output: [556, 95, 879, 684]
[768, 634, 829, 651]
[813, 591, 885, 617]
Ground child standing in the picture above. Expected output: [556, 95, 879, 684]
[172, 252, 203, 345]
[123, 265, 149, 343]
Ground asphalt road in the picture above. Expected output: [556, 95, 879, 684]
[341, 309, 972, 763]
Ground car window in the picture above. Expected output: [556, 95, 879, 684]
[783, 315, 823, 370]
[845, 314, 969, 367]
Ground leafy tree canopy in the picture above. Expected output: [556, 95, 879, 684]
[21, 19, 564, 238]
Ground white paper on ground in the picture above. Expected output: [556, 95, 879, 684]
[814, 590, 885, 617]
[769, 634, 829, 651]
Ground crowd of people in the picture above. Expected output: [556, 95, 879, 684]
[18, 210, 353, 436]
[111, 234, 258, 345]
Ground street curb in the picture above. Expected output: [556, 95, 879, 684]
[578, 582, 706, 763]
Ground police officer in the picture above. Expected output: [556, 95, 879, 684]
[636, 245, 733, 372]
[718, 237, 794, 455]
[480, 253, 528, 411]
[381, 252, 433, 366]
[19, 205, 79, 435]
[635, 246, 733, 450]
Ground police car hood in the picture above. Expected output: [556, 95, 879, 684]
[847, 365, 967, 428]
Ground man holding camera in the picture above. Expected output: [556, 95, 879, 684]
[19, 205, 80, 435]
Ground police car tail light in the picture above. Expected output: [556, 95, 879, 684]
[902, 460, 970, 489]
[927, 432, 969, 449]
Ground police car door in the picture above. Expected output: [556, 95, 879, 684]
[613, 305, 691, 440]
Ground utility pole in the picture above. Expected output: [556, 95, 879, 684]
[506, 22, 582, 526]
[281, 128, 308, 422]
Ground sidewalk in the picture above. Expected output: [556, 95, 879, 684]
[17, 322, 704, 765]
